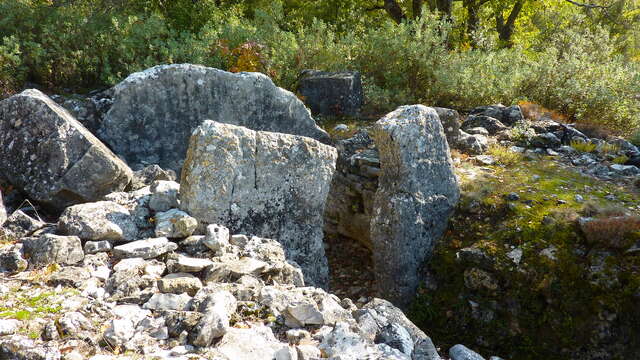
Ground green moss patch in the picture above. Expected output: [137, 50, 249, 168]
[410, 159, 640, 359]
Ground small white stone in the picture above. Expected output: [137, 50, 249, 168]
[0, 319, 20, 336]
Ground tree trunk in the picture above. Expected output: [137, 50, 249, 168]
[495, 0, 524, 47]
[413, 0, 424, 19]
[384, 0, 407, 24]
[462, 0, 483, 45]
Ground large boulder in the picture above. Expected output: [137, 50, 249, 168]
[297, 70, 364, 117]
[97, 64, 330, 174]
[57, 201, 138, 242]
[370, 105, 459, 307]
[469, 104, 523, 126]
[180, 120, 337, 287]
[0, 89, 132, 211]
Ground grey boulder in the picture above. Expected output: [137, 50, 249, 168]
[154, 209, 198, 238]
[180, 120, 337, 288]
[434, 107, 461, 146]
[370, 105, 459, 307]
[149, 180, 180, 212]
[457, 131, 488, 155]
[22, 233, 84, 267]
[0, 89, 132, 211]
[192, 290, 237, 347]
[462, 115, 507, 135]
[57, 201, 138, 242]
[0, 210, 45, 239]
[297, 69, 364, 117]
[97, 64, 330, 173]
[113, 237, 178, 259]
[469, 104, 523, 126]
[449, 344, 486, 360]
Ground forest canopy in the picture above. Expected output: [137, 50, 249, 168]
[0, 0, 638, 134]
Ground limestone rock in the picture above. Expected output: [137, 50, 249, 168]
[215, 325, 287, 360]
[0, 89, 132, 211]
[449, 344, 486, 360]
[113, 237, 178, 259]
[462, 115, 507, 135]
[457, 131, 488, 155]
[370, 105, 459, 306]
[0, 319, 20, 336]
[168, 254, 214, 273]
[130, 165, 177, 191]
[158, 273, 203, 296]
[149, 180, 180, 212]
[0, 244, 28, 272]
[203, 224, 229, 253]
[22, 234, 84, 267]
[192, 290, 237, 347]
[297, 70, 363, 117]
[180, 120, 337, 287]
[434, 107, 461, 146]
[84, 240, 112, 254]
[58, 201, 138, 242]
[154, 209, 197, 238]
[97, 64, 329, 173]
[144, 293, 192, 311]
[0, 210, 46, 239]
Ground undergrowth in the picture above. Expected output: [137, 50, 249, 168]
[410, 160, 640, 359]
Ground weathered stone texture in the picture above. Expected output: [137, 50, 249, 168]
[0, 89, 132, 211]
[370, 105, 459, 307]
[180, 120, 337, 287]
[97, 64, 330, 173]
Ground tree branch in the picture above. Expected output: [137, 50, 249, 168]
[563, 0, 611, 9]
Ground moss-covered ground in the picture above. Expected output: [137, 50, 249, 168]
[409, 155, 640, 359]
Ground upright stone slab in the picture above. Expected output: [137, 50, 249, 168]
[297, 70, 364, 117]
[370, 105, 459, 307]
[0, 89, 132, 211]
[180, 120, 337, 287]
[98, 64, 330, 173]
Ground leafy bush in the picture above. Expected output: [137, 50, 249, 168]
[487, 144, 524, 166]
[0, 2, 638, 136]
[0, 36, 24, 98]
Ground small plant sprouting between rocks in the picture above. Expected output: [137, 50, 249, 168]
[570, 140, 597, 153]
[487, 144, 524, 166]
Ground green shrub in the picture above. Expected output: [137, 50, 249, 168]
[0, 36, 25, 99]
[571, 140, 597, 153]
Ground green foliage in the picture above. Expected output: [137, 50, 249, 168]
[0, 35, 23, 98]
[0, 0, 638, 135]
[571, 140, 597, 153]
[487, 144, 524, 166]
[410, 159, 640, 359]
[613, 154, 630, 164]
